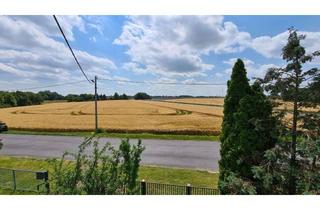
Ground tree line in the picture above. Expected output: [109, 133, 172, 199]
[1, 89, 222, 108]
[0, 90, 154, 108]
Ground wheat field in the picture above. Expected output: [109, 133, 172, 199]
[1, 98, 316, 135]
[0, 99, 223, 135]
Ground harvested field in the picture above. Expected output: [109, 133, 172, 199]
[0, 99, 223, 135]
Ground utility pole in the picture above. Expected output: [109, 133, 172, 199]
[94, 76, 98, 132]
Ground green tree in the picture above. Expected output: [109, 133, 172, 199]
[120, 93, 128, 100]
[219, 59, 279, 194]
[113, 92, 120, 100]
[218, 59, 251, 193]
[134, 92, 151, 100]
[261, 28, 320, 194]
[3, 93, 17, 107]
[230, 82, 278, 194]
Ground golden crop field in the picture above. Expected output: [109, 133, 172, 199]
[0, 99, 223, 135]
[164, 98, 225, 106]
[1, 98, 317, 135]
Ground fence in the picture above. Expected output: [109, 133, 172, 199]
[0, 168, 49, 194]
[140, 180, 219, 195]
[0, 168, 218, 195]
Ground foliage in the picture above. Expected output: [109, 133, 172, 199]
[219, 59, 252, 183]
[218, 172, 256, 195]
[109, 92, 129, 100]
[219, 59, 277, 194]
[0, 91, 43, 108]
[252, 134, 320, 194]
[134, 92, 152, 100]
[113, 92, 120, 100]
[38, 90, 64, 101]
[260, 27, 320, 194]
[0, 156, 219, 191]
[65, 93, 94, 102]
[48, 136, 145, 195]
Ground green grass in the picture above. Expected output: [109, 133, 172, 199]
[4, 130, 219, 141]
[0, 156, 218, 195]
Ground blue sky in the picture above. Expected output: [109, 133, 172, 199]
[0, 15, 319, 96]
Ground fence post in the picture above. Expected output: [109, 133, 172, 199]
[140, 180, 146, 195]
[44, 171, 50, 194]
[12, 170, 16, 192]
[186, 184, 192, 195]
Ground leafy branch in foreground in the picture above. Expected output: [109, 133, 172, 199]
[48, 136, 145, 195]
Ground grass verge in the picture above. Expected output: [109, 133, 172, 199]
[0, 156, 218, 195]
[3, 130, 219, 141]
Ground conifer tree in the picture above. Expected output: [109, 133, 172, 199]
[261, 28, 320, 194]
[218, 59, 251, 192]
[219, 60, 278, 194]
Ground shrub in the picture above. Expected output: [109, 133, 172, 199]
[48, 136, 145, 195]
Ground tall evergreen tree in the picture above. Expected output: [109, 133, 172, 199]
[219, 60, 278, 194]
[261, 28, 320, 194]
[231, 82, 278, 193]
[218, 59, 251, 192]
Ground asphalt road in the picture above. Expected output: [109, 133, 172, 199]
[0, 134, 220, 171]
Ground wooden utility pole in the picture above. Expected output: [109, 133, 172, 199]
[94, 75, 98, 132]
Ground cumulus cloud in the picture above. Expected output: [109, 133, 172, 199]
[0, 16, 116, 86]
[11, 15, 86, 41]
[114, 16, 250, 77]
[249, 30, 320, 59]
[223, 58, 278, 79]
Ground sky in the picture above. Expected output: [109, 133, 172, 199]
[0, 15, 319, 96]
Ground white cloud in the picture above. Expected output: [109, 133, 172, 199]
[249, 31, 320, 59]
[223, 57, 255, 66]
[11, 15, 86, 41]
[223, 57, 278, 79]
[123, 62, 149, 75]
[0, 63, 35, 77]
[114, 16, 250, 77]
[90, 36, 97, 42]
[0, 16, 116, 85]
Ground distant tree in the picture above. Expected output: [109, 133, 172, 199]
[113, 92, 120, 100]
[3, 93, 17, 107]
[38, 90, 64, 101]
[134, 92, 151, 100]
[120, 93, 128, 100]
[14, 91, 31, 106]
[99, 94, 107, 100]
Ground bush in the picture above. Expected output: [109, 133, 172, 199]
[48, 136, 145, 195]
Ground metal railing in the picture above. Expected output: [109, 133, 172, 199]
[140, 180, 219, 195]
[0, 168, 49, 194]
[0, 168, 218, 195]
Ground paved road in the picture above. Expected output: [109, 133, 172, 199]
[0, 134, 220, 171]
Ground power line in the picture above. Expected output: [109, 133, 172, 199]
[53, 15, 92, 84]
[12, 80, 87, 91]
[99, 78, 226, 86]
